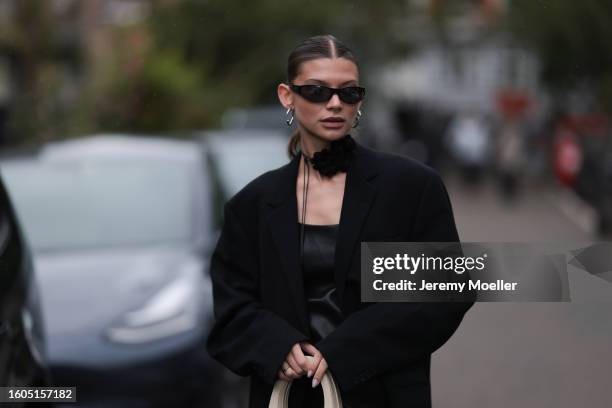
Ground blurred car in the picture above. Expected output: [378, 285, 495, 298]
[199, 129, 290, 229]
[221, 105, 293, 136]
[0, 171, 50, 394]
[0, 135, 234, 407]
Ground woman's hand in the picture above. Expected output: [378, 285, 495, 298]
[277, 342, 308, 381]
[277, 342, 328, 387]
[300, 342, 328, 388]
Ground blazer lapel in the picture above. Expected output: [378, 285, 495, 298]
[266, 154, 310, 330]
[266, 142, 379, 330]
[334, 144, 379, 302]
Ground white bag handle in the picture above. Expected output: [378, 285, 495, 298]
[268, 355, 343, 408]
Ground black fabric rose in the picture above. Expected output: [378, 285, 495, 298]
[303, 134, 356, 177]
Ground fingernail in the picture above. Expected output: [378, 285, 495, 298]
[307, 370, 313, 378]
[312, 378, 319, 388]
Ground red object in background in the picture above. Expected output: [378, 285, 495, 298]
[559, 113, 608, 138]
[496, 88, 532, 119]
[480, 0, 505, 18]
[553, 130, 583, 187]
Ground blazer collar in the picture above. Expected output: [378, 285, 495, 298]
[265, 141, 379, 332]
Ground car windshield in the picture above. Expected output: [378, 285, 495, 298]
[0, 159, 194, 251]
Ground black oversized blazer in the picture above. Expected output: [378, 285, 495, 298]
[205, 141, 474, 408]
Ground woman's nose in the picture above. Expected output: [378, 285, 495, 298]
[326, 93, 342, 108]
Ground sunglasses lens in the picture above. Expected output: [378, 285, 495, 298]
[339, 87, 364, 104]
[300, 85, 331, 102]
[293, 85, 365, 104]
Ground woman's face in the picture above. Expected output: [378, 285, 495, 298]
[278, 57, 362, 143]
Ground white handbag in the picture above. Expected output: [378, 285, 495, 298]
[268, 355, 343, 408]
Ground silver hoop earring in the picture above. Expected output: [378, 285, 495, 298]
[285, 107, 295, 126]
[352, 109, 362, 128]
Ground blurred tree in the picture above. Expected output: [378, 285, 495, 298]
[2, 0, 416, 144]
[99, 0, 413, 132]
[507, 1, 612, 112]
[0, 0, 65, 145]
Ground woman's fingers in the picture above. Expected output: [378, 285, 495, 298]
[300, 342, 321, 377]
[311, 358, 328, 388]
[278, 368, 291, 382]
[300, 342, 320, 357]
[280, 362, 301, 380]
[290, 343, 309, 373]
[287, 351, 304, 375]
[278, 342, 330, 385]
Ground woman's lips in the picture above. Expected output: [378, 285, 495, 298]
[321, 123, 344, 129]
[321, 120, 345, 129]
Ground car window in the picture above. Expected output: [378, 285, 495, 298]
[208, 137, 288, 197]
[1, 159, 194, 251]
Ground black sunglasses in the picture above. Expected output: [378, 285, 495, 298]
[289, 84, 366, 104]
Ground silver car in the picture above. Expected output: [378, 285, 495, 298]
[1, 135, 233, 407]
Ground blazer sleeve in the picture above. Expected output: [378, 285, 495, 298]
[315, 171, 474, 393]
[205, 201, 309, 386]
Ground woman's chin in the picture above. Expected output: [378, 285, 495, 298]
[301, 125, 349, 142]
[318, 125, 349, 137]
[320, 122, 347, 132]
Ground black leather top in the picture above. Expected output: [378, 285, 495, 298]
[290, 223, 346, 408]
[300, 223, 344, 343]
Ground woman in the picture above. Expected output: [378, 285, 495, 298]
[206, 34, 473, 408]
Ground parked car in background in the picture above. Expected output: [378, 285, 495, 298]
[0, 135, 237, 407]
[0, 173, 50, 393]
[221, 105, 292, 136]
[200, 129, 290, 229]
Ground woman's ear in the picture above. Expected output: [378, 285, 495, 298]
[277, 83, 293, 109]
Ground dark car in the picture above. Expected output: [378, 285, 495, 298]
[0, 135, 236, 407]
[0, 173, 50, 394]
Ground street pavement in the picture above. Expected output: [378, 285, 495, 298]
[432, 174, 612, 408]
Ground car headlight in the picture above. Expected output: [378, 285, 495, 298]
[105, 263, 203, 344]
[22, 308, 45, 366]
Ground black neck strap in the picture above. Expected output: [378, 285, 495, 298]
[299, 134, 355, 270]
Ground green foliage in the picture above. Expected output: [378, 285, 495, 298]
[3, 0, 413, 145]
[95, 48, 210, 132]
[0, 0, 66, 145]
[507, 0, 612, 110]
[141, 0, 410, 120]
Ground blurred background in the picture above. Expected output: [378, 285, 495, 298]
[0, 0, 611, 407]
